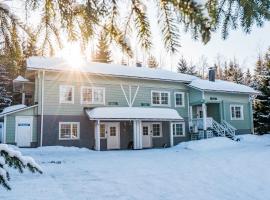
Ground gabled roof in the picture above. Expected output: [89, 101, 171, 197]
[0, 105, 38, 117]
[189, 79, 259, 94]
[26, 56, 198, 83]
[85, 107, 183, 121]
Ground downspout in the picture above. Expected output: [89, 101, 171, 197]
[40, 70, 45, 147]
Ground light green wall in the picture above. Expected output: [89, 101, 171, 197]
[39, 71, 190, 118]
[189, 88, 202, 105]
[5, 107, 38, 144]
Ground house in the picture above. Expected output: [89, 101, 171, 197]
[0, 57, 259, 150]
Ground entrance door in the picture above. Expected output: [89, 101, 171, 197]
[16, 116, 33, 147]
[107, 122, 120, 149]
[142, 123, 152, 148]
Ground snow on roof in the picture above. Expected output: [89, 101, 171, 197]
[1, 104, 27, 115]
[189, 79, 259, 94]
[0, 105, 38, 117]
[26, 56, 197, 82]
[85, 107, 183, 120]
[13, 75, 29, 82]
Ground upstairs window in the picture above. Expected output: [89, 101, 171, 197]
[151, 91, 170, 106]
[172, 123, 185, 136]
[59, 122, 79, 140]
[81, 87, 105, 104]
[60, 85, 74, 104]
[175, 92, 185, 107]
[230, 105, 244, 120]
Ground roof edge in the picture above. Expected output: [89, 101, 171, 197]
[0, 104, 38, 117]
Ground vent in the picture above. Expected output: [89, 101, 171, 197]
[108, 102, 119, 105]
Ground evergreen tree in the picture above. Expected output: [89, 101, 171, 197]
[0, 64, 12, 111]
[244, 68, 252, 86]
[147, 55, 159, 68]
[0, 144, 42, 190]
[177, 56, 188, 73]
[92, 33, 112, 63]
[253, 50, 270, 134]
[226, 60, 244, 84]
[187, 63, 198, 76]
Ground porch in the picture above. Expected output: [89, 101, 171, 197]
[85, 107, 185, 150]
[190, 103, 236, 140]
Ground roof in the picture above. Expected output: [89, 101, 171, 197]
[85, 107, 183, 121]
[13, 75, 29, 83]
[26, 56, 198, 83]
[0, 105, 38, 117]
[189, 79, 259, 94]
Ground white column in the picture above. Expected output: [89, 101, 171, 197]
[133, 120, 142, 149]
[189, 106, 193, 129]
[202, 103, 207, 138]
[170, 122, 174, 147]
[95, 120, 101, 151]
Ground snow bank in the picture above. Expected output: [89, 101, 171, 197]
[175, 137, 238, 151]
[238, 134, 270, 145]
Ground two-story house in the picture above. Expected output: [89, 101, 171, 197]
[0, 56, 259, 150]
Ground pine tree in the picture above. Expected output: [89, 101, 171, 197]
[177, 56, 188, 73]
[0, 144, 42, 190]
[93, 33, 112, 63]
[187, 63, 198, 76]
[226, 60, 244, 84]
[0, 64, 12, 111]
[244, 68, 252, 86]
[147, 55, 159, 68]
[253, 49, 270, 134]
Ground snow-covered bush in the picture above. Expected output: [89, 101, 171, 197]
[0, 144, 42, 190]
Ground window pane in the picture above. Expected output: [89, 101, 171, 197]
[175, 93, 183, 106]
[161, 93, 168, 105]
[152, 124, 160, 136]
[143, 126, 148, 135]
[61, 86, 73, 102]
[82, 88, 92, 103]
[100, 124, 106, 138]
[60, 124, 71, 139]
[71, 124, 78, 139]
[110, 127, 116, 136]
[231, 107, 235, 118]
[175, 124, 183, 135]
[235, 107, 241, 118]
[93, 88, 104, 103]
[152, 92, 160, 104]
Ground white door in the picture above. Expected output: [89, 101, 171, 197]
[107, 123, 120, 150]
[16, 116, 33, 147]
[142, 123, 152, 148]
[0, 122, 3, 143]
[197, 106, 203, 118]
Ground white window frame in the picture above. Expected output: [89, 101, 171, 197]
[81, 86, 105, 105]
[59, 122, 80, 140]
[230, 104, 244, 120]
[152, 123, 162, 137]
[59, 85, 74, 104]
[171, 122, 185, 137]
[151, 90, 170, 106]
[174, 92, 185, 107]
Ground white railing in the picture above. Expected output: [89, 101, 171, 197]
[212, 119, 225, 136]
[192, 118, 213, 129]
[221, 120, 236, 138]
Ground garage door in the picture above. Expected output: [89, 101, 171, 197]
[16, 116, 33, 147]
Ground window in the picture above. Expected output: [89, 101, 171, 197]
[172, 123, 185, 137]
[230, 105, 244, 120]
[81, 87, 105, 104]
[60, 85, 74, 103]
[100, 124, 106, 138]
[59, 122, 79, 140]
[151, 91, 170, 106]
[175, 92, 185, 107]
[152, 123, 162, 137]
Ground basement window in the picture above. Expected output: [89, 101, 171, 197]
[59, 122, 80, 140]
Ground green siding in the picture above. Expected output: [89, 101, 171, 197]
[40, 71, 190, 118]
[189, 88, 202, 105]
[5, 107, 38, 144]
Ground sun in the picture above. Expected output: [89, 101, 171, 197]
[57, 42, 85, 68]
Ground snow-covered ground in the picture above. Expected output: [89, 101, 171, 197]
[1, 134, 270, 200]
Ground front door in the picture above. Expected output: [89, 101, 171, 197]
[16, 116, 33, 147]
[107, 122, 120, 150]
[142, 123, 152, 148]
